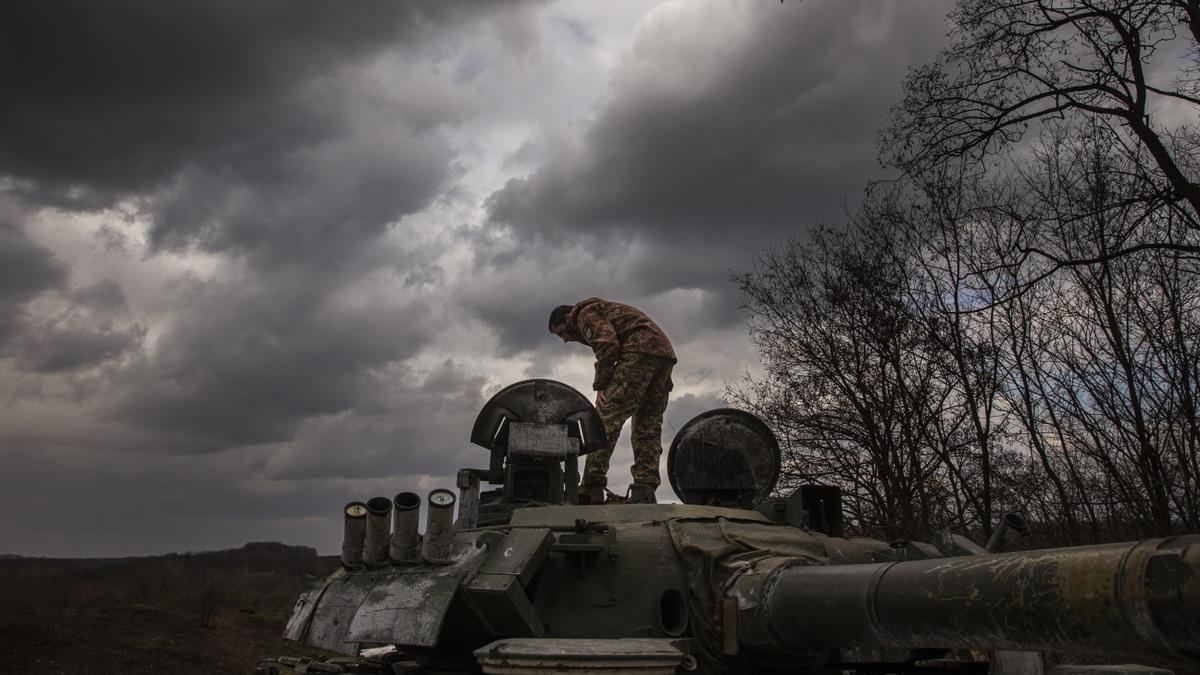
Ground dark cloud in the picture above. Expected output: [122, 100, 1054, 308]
[661, 391, 730, 442]
[104, 270, 438, 445]
[4, 278, 143, 374]
[451, 226, 698, 356]
[12, 320, 145, 374]
[0, 0, 524, 270]
[453, 226, 746, 356]
[0, 359, 494, 556]
[261, 360, 491, 482]
[146, 124, 451, 263]
[0, 1, 535, 446]
[454, 241, 608, 355]
[0, 2, 960, 557]
[0, 0, 477, 207]
[0, 221, 69, 350]
[472, 2, 957, 347]
[486, 1, 951, 287]
[0, 445, 360, 556]
[553, 16, 597, 45]
[0, 222, 67, 307]
[618, 241, 751, 312]
[0, 225, 143, 375]
[69, 280, 129, 313]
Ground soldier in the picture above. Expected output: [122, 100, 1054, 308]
[548, 298, 676, 504]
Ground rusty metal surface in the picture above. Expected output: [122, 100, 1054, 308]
[346, 567, 466, 645]
[476, 527, 552, 588]
[464, 572, 545, 638]
[283, 568, 345, 642]
[362, 497, 391, 566]
[341, 502, 367, 567]
[506, 503, 771, 529]
[389, 492, 421, 563]
[421, 490, 457, 564]
[990, 650, 1044, 675]
[470, 379, 606, 455]
[526, 520, 690, 644]
[474, 638, 683, 674]
[760, 535, 1200, 662]
[507, 422, 573, 458]
[1046, 662, 1176, 667]
[667, 408, 780, 507]
[462, 527, 553, 638]
[289, 535, 489, 653]
[301, 568, 376, 653]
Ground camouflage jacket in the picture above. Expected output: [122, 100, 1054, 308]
[565, 297, 676, 390]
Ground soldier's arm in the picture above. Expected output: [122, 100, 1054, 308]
[576, 305, 620, 390]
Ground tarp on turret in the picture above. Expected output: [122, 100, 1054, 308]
[665, 517, 894, 669]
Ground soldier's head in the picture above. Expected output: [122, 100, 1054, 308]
[548, 304, 573, 342]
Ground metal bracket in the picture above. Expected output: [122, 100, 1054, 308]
[456, 468, 485, 529]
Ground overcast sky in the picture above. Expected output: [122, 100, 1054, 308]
[0, 0, 952, 557]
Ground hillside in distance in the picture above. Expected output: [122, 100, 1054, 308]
[0, 542, 339, 673]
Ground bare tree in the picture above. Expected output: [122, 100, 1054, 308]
[734, 0, 1200, 543]
[195, 570, 223, 628]
[884, 0, 1200, 268]
[735, 127, 1200, 542]
[992, 266, 1105, 541]
[731, 225, 963, 539]
[979, 124, 1200, 537]
[865, 169, 1017, 538]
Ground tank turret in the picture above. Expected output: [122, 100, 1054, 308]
[267, 379, 1200, 675]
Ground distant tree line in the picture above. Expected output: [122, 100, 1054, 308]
[731, 0, 1200, 545]
[0, 542, 334, 627]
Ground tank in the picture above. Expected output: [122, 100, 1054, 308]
[265, 379, 1200, 675]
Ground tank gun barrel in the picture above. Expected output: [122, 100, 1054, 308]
[744, 535, 1200, 662]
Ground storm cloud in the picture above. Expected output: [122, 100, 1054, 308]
[479, 1, 952, 353]
[487, 2, 950, 250]
[0, 1, 478, 206]
[0, 1, 953, 556]
[0, 222, 68, 343]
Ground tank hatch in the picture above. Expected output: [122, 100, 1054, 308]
[470, 379, 606, 455]
[667, 408, 779, 508]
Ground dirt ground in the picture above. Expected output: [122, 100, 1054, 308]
[0, 604, 338, 674]
[0, 544, 341, 673]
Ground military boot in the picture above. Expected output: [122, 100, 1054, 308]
[578, 484, 604, 505]
[604, 488, 629, 504]
[629, 483, 657, 504]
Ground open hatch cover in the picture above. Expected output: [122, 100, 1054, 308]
[470, 379, 606, 455]
[667, 408, 780, 508]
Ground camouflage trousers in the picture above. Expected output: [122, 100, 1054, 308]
[582, 352, 674, 489]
